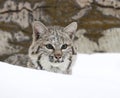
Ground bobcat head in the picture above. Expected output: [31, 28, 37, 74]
[28, 21, 77, 74]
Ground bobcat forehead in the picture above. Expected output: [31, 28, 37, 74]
[42, 27, 72, 44]
[27, 21, 77, 74]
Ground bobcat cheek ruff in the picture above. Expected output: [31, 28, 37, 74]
[28, 21, 77, 74]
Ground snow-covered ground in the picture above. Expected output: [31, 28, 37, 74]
[0, 53, 120, 98]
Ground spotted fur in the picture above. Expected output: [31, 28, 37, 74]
[27, 21, 77, 74]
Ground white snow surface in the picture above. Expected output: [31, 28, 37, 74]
[0, 53, 120, 98]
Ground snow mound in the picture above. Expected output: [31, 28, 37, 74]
[0, 53, 120, 98]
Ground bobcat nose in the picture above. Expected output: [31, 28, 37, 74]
[54, 53, 62, 59]
[54, 49, 62, 60]
[54, 50, 62, 59]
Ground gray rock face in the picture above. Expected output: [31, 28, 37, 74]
[0, 0, 120, 67]
[74, 29, 99, 53]
[95, 0, 120, 8]
[75, 0, 93, 8]
[0, 30, 22, 56]
[4, 54, 29, 67]
[14, 31, 30, 42]
[99, 28, 120, 52]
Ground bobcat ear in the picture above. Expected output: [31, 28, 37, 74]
[64, 22, 77, 38]
[32, 21, 48, 41]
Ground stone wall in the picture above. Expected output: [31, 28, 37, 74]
[0, 0, 120, 66]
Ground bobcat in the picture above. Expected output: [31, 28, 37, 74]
[27, 21, 77, 74]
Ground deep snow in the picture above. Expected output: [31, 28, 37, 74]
[0, 53, 120, 98]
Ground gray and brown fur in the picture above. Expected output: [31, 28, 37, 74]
[27, 21, 77, 74]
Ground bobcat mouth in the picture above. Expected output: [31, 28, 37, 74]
[49, 56, 63, 63]
[55, 59, 64, 63]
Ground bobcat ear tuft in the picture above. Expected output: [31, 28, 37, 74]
[32, 21, 48, 41]
[64, 22, 77, 38]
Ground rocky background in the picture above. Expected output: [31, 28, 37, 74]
[0, 0, 120, 67]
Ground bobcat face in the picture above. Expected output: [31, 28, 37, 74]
[28, 21, 77, 74]
[40, 31, 73, 64]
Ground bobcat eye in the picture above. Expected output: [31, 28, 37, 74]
[61, 44, 68, 49]
[45, 44, 54, 49]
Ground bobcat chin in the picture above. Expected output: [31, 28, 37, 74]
[27, 21, 77, 74]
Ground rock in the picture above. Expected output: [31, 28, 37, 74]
[4, 54, 29, 67]
[14, 31, 30, 42]
[72, 7, 92, 20]
[74, 29, 99, 53]
[32, 6, 52, 24]
[95, 0, 120, 8]
[97, 7, 120, 19]
[99, 28, 120, 52]
[95, 0, 120, 19]
[75, 0, 93, 8]
[33, 1, 45, 10]
[0, 8, 30, 28]
[18, 2, 32, 11]
[0, 0, 49, 28]
[0, 30, 22, 56]
[0, 0, 17, 12]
